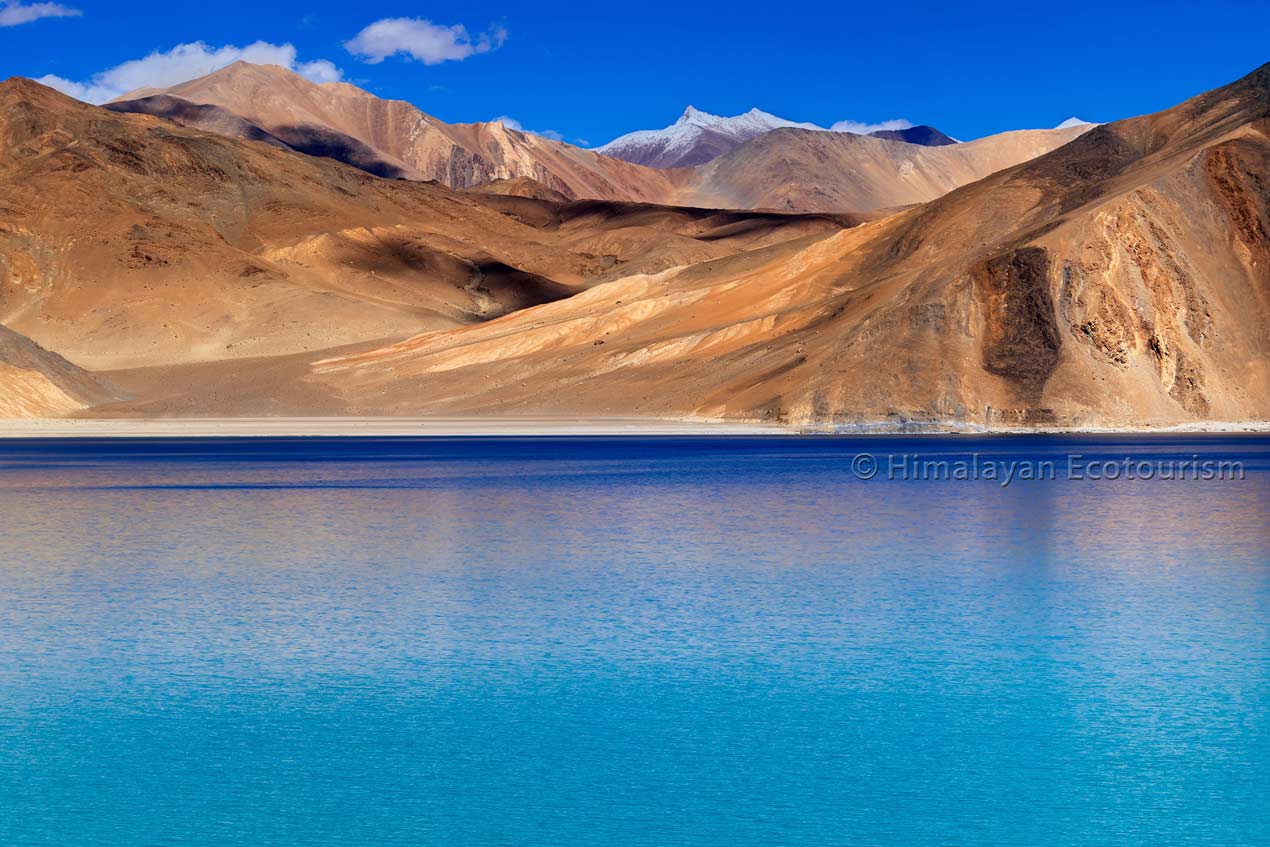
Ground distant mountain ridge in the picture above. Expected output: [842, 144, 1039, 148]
[101, 63, 1090, 213]
[596, 107, 960, 167]
[680, 123, 1092, 212]
[868, 125, 957, 146]
[594, 106, 821, 168]
[106, 61, 680, 203]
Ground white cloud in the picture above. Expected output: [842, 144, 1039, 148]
[345, 17, 507, 65]
[0, 0, 79, 27]
[493, 116, 565, 142]
[829, 118, 914, 135]
[35, 41, 343, 104]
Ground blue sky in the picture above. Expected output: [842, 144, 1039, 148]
[2, 0, 1268, 145]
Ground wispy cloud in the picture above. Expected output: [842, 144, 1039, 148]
[345, 17, 507, 65]
[0, 0, 80, 27]
[35, 41, 343, 104]
[829, 118, 914, 135]
[493, 116, 565, 142]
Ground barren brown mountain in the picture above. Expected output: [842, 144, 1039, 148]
[311, 64, 1270, 429]
[678, 124, 1093, 212]
[107, 62, 1087, 214]
[107, 62, 683, 203]
[2, 65, 1266, 427]
[0, 77, 852, 403]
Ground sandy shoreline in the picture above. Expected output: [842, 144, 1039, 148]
[0, 417, 794, 439]
[1, 417, 1269, 439]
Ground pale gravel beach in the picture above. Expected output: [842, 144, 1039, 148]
[1, 417, 1267, 439]
[0, 417, 795, 439]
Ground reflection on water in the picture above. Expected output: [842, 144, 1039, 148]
[1, 437, 1268, 846]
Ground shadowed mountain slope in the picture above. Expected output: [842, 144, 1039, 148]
[868, 125, 958, 146]
[0, 325, 111, 416]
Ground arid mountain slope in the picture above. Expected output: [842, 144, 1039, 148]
[5, 66, 1263, 426]
[680, 124, 1092, 212]
[0, 76, 851, 382]
[465, 177, 571, 202]
[108, 63, 1085, 214]
[312, 64, 1270, 428]
[108, 62, 683, 203]
[0, 325, 109, 416]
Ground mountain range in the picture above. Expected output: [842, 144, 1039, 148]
[104, 62, 1086, 213]
[1, 62, 1266, 428]
[595, 106, 956, 169]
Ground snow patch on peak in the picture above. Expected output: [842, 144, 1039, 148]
[1055, 117, 1097, 129]
[677, 105, 708, 124]
[596, 105, 826, 166]
[670, 105, 817, 133]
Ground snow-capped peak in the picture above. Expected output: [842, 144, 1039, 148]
[596, 106, 823, 168]
[1055, 117, 1096, 129]
[677, 105, 711, 124]
[673, 106, 821, 133]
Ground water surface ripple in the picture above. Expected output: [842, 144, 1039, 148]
[1, 436, 1268, 846]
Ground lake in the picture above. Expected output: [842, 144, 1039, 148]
[1, 435, 1267, 846]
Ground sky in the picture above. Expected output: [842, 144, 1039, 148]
[2, 0, 1268, 146]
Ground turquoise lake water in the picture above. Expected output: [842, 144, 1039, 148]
[1, 436, 1268, 846]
